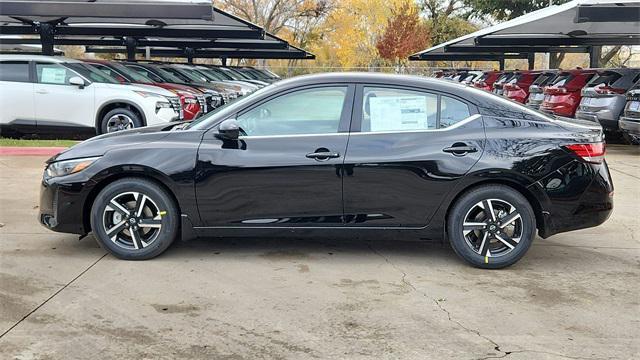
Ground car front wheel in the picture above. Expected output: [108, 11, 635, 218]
[90, 178, 178, 260]
[100, 108, 142, 134]
[447, 185, 536, 269]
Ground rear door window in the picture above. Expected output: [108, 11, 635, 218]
[551, 74, 571, 87]
[362, 87, 438, 132]
[0, 61, 30, 82]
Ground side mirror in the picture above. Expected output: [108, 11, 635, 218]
[69, 76, 86, 89]
[216, 119, 240, 140]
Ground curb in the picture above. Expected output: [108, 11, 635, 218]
[0, 147, 67, 156]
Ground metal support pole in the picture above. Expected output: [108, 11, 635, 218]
[527, 53, 535, 70]
[124, 37, 137, 61]
[38, 22, 55, 55]
[498, 58, 505, 71]
[589, 46, 601, 68]
[221, 57, 227, 67]
[185, 47, 195, 64]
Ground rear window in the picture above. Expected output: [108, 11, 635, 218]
[532, 73, 556, 86]
[551, 74, 572, 87]
[0, 61, 30, 82]
[588, 71, 622, 87]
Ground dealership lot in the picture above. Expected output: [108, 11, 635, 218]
[0, 146, 638, 359]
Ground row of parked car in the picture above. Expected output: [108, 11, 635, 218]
[0, 54, 280, 136]
[435, 68, 640, 144]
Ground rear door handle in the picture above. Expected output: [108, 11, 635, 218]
[306, 151, 340, 160]
[36, 89, 48, 94]
[443, 145, 478, 155]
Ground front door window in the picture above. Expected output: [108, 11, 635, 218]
[237, 87, 348, 136]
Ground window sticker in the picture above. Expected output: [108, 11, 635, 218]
[41, 67, 67, 84]
[369, 96, 427, 131]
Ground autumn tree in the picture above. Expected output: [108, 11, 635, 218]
[376, 2, 430, 66]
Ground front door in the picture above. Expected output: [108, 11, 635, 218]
[342, 85, 485, 227]
[196, 85, 354, 227]
[34, 62, 95, 129]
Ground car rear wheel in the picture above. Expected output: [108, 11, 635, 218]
[447, 185, 536, 269]
[100, 108, 142, 134]
[90, 178, 178, 260]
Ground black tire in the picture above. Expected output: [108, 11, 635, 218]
[447, 185, 536, 269]
[622, 132, 639, 145]
[90, 178, 179, 260]
[99, 108, 143, 134]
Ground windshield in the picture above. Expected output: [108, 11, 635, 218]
[108, 62, 153, 83]
[186, 82, 276, 130]
[196, 68, 226, 81]
[206, 67, 235, 81]
[65, 63, 120, 84]
[223, 68, 250, 80]
[176, 67, 209, 82]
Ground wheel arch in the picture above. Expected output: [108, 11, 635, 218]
[443, 178, 546, 237]
[95, 100, 147, 132]
[82, 167, 181, 234]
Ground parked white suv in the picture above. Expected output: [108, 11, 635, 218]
[0, 55, 181, 136]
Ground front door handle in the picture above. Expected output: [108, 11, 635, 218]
[306, 151, 340, 161]
[443, 144, 478, 156]
[36, 89, 48, 94]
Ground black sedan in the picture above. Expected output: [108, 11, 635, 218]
[39, 73, 613, 268]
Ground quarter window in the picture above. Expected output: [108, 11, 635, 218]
[440, 96, 471, 128]
[36, 63, 76, 85]
[362, 87, 437, 132]
[237, 87, 348, 136]
[0, 61, 30, 82]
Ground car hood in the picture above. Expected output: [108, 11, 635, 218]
[101, 82, 176, 97]
[48, 122, 180, 163]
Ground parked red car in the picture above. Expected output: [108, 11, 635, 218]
[84, 60, 205, 120]
[539, 68, 598, 117]
[472, 70, 501, 92]
[525, 70, 559, 110]
[503, 70, 544, 103]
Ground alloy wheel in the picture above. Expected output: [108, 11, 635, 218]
[102, 191, 163, 250]
[106, 114, 135, 133]
[462, 198, 523, 258]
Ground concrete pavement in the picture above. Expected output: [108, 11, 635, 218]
[0, 146, 638, 360]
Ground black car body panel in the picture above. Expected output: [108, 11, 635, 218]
[39, 73, 613, 244]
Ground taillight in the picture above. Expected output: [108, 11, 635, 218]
[595, 85, 626, 95]
[565, 143, 605, 163]
[545, 86, 567, 95]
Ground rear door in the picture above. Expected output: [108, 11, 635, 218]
[342, 85, 484, 228]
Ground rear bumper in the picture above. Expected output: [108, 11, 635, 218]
[532, 159, 613, 238]
[576, 109, 621, 130]
[619, 116, 640, 135]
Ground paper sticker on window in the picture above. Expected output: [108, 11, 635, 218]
[41, 67, 67, 84]
[369, 96, 427, 131]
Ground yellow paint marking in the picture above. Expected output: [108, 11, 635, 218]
[485, 256, 489, 264]
[158, 211, 167, 217]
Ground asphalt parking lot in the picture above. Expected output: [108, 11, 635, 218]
[0, 145, 638, 360]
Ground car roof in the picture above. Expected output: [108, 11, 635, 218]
[0, 54, 82, 63]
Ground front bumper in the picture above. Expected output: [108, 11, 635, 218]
[39, 173, 91, 235]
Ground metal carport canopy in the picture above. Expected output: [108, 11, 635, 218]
[85, 46, 315, 60]
[410, 0, 640, 66]
[0, 0, 271, 55]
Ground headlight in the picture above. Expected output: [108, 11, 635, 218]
[46, 157, 100, 178]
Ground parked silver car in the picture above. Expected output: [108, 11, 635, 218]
[619, 81, 640, 144]
[525, 70, 558, 110]
[575, 68, 640, 131]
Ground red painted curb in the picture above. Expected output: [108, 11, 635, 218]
[0, 146, 67, 156]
